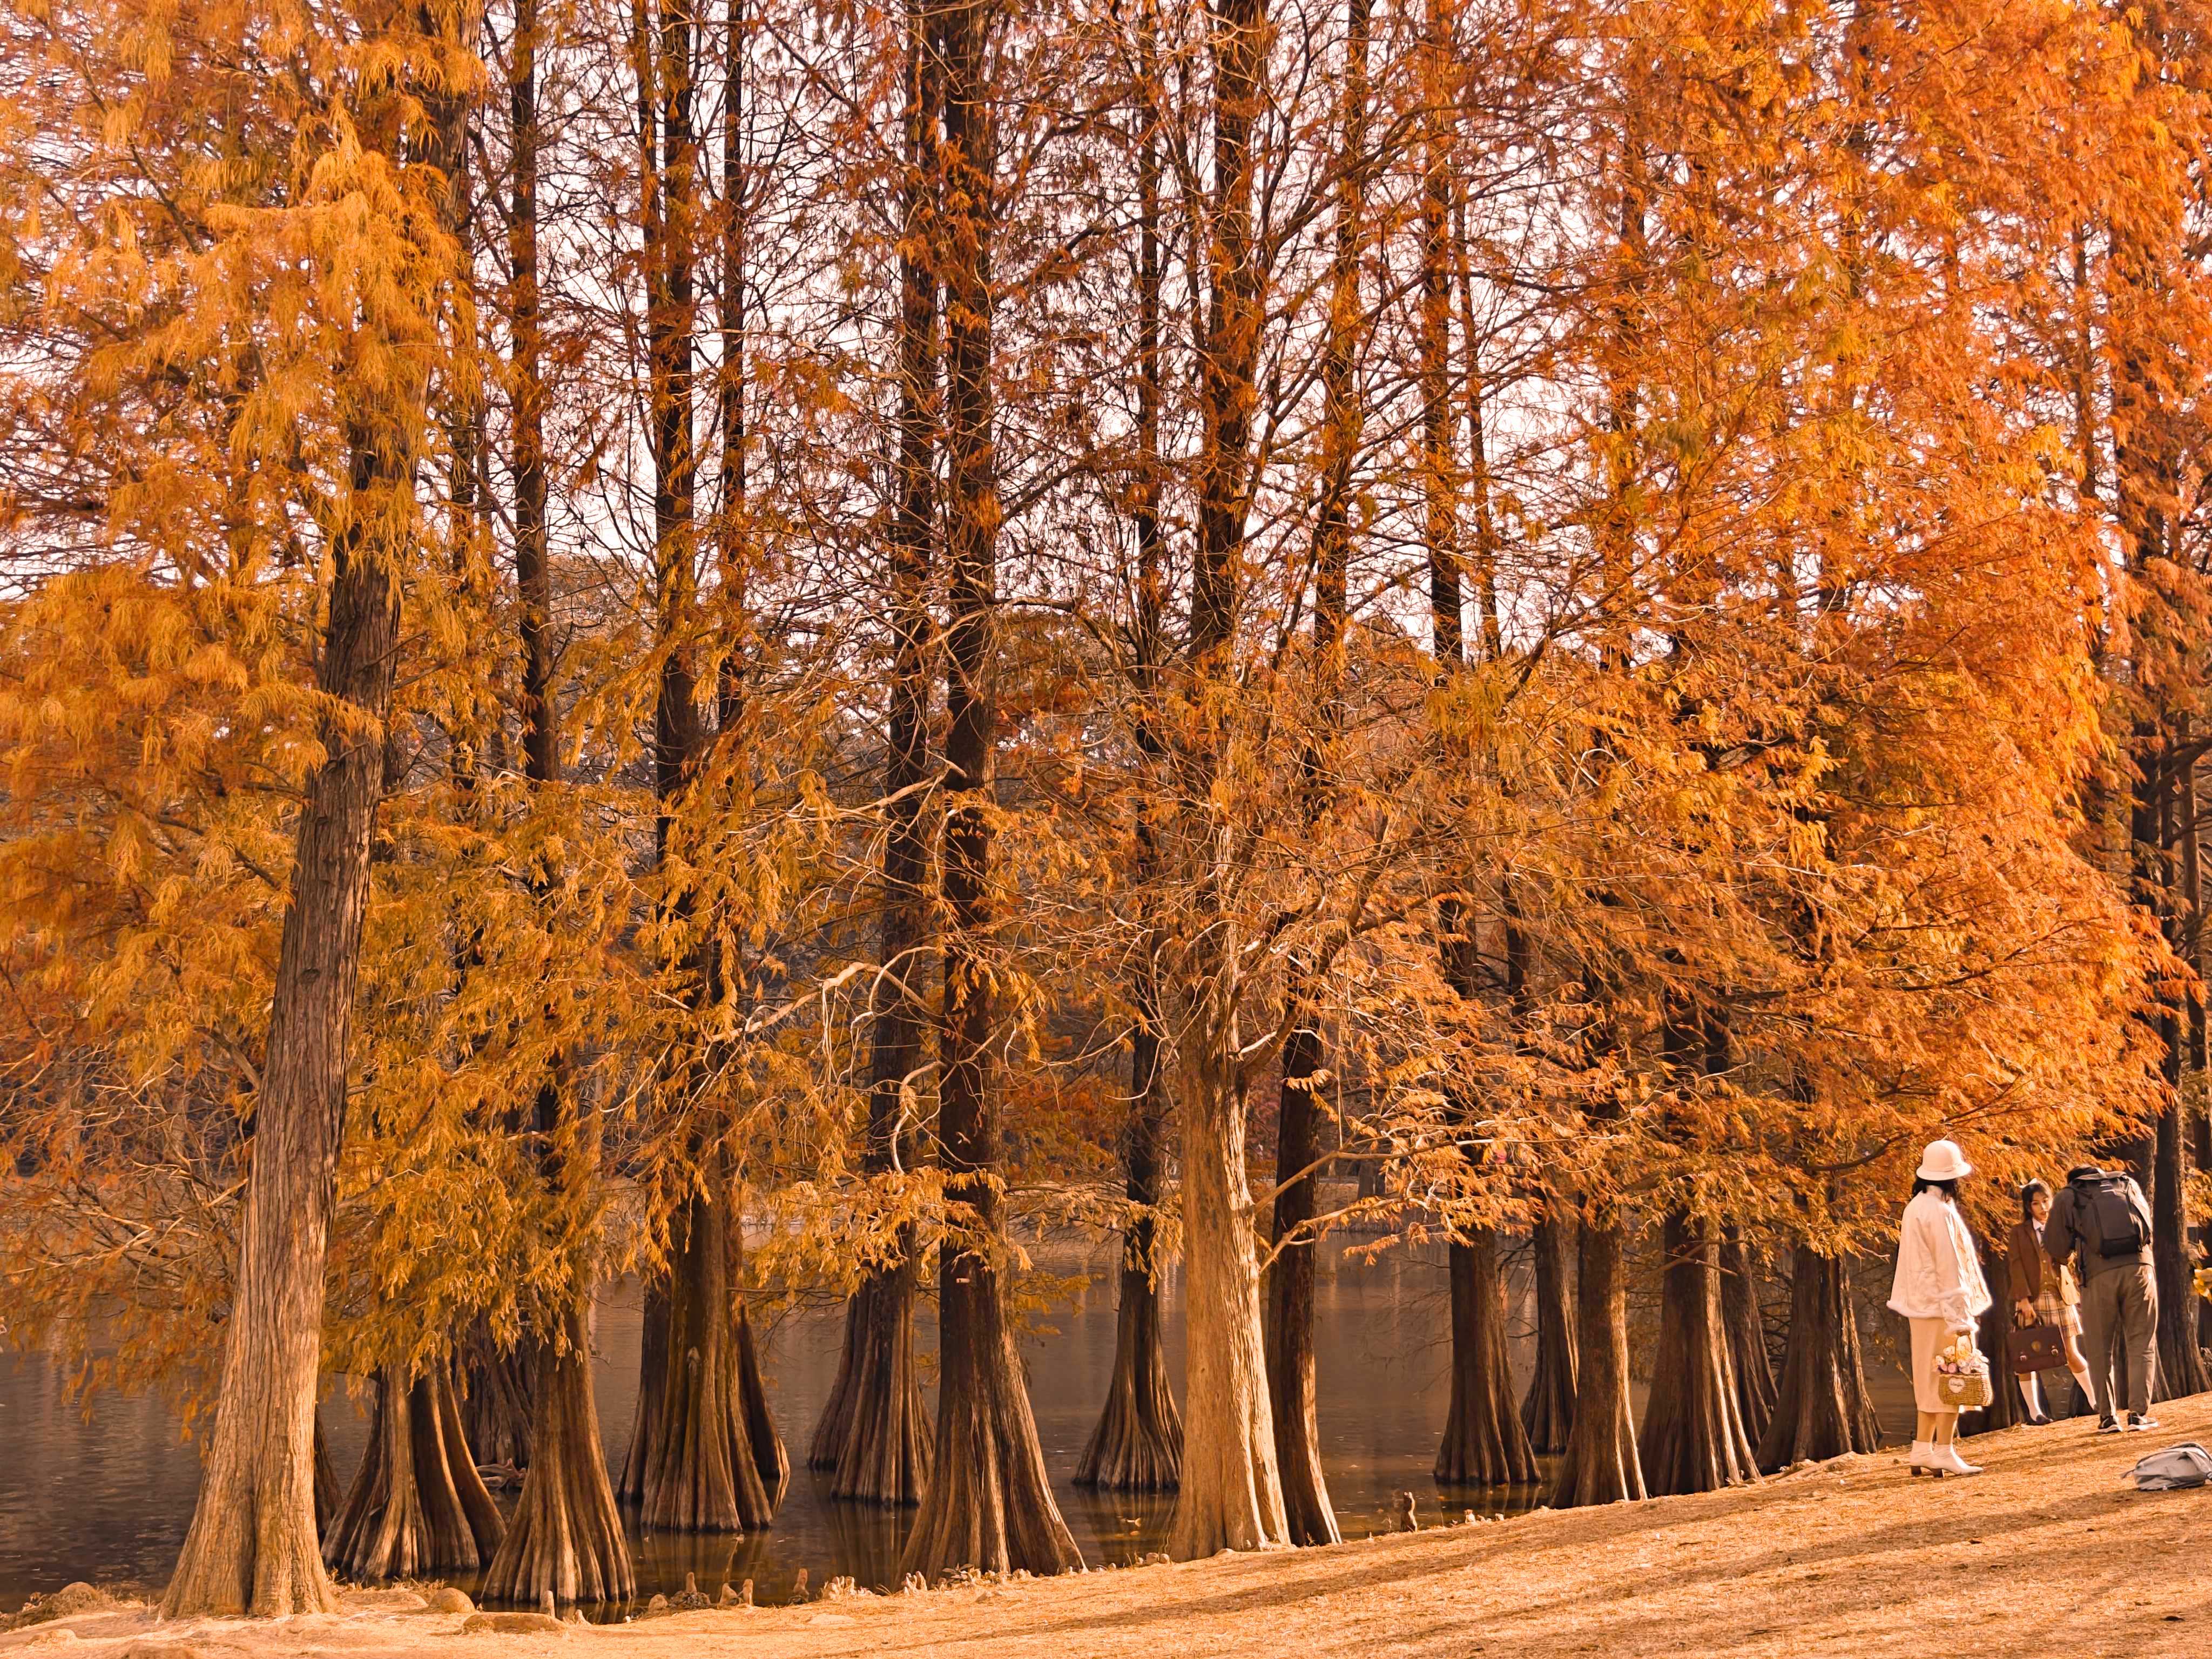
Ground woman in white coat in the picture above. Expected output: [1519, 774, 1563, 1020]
[1887, 1139, 1993, 1476]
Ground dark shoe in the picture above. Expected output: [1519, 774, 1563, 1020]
[2026, 1412, 2053, 1426]
[2098, 1418, 2125, 1434]
[2129, 1414, 2161, 1432]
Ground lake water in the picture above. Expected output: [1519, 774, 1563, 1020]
[0, 1235, 1920, 1613]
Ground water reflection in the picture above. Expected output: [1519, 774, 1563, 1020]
[0, 1236, 1916, 1614]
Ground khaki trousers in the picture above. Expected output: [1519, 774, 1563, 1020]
[2079, 1264, 2157, 1423]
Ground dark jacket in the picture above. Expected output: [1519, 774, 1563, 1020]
[2008, 1219, 2047, 1305]
[2045, 1171, 2154, 1283]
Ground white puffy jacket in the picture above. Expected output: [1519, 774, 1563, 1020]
[1886, 1189, 1992, 1330]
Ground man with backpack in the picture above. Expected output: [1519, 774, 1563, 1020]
[2045, 1162, 2160, 1434]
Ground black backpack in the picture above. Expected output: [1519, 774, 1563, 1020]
[2075, 1174, 2150, 1260]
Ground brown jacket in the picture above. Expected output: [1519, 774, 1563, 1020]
[2008, 1220, 2047, 1305]
[2009, 1218, 2079, 1309]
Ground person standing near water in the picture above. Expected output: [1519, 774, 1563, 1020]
[2008, 1179, 2096, 1424]
[1888, 1140, 1993, 1477]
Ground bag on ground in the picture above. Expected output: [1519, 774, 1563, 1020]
[2125, 1444, 2212, 1491]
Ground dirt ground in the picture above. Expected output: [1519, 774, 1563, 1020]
[10, 1394, 2211, 1659]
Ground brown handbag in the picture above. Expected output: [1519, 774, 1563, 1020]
[2009, 1320, 2065, 1374]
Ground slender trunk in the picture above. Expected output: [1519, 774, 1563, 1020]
[1078, 1012, 1184, 1490]
[1257, 0, 1366, 1546]
[1719, 1232, 1776, 1446]
[313, 1413, 340, 1532]
[1436, 1230, 1539, 1486]
[1520, 1208, 1579, 1453]
[810, 0, 937, 1505]
[2154, 1079, 2208, 1394]
[480, 1299, 634, 1605]
[478, 0, 629, 1597]
[1550, 1216, 1644, 1507]
[1756, 1247, 1880, 1471]
[326, 1368, 504, 1580]
[899, 0, 1080, 1580]
[1266, 1012, 1336, 1541]
[617, 1281, 670, 1502]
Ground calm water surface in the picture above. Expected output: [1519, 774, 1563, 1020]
[0, 1237, 1918, 1613]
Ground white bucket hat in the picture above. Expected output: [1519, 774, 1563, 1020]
[1916, 1139, 1973, 1182]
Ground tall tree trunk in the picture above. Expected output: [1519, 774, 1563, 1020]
[1640, 1213, 1759, 1495]
[1757, 1247, 1880, 1471]
[1719, 1231, 1777, 1446]
[1436, 1230, 1540, 1486]
[160, 419, 410, 1623]
[1420, 0, 1537, 1499]
[1551, 1215, 1644, 1508]
[809, 0, 936, 1506]
[898, 0, 1080, 1581]
[1159, 0, 1288, 1565]
[1257, 0, 1366, 1547]
[480, 1298, 634, 1605]
[1520, 1208, 1579, 1453]
[326, 1368, 504, 1580]
[477, 0, 629, 1596]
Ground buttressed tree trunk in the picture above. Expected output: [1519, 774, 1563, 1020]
[1757, 1246, 1880, 1471]
[473, 0, 633, 1605]
[1078, 1017, 1184, 1491]
[1437, 1230, 1539, 1486]
[1639, 1213, 1759, 1495]
[898, 0, 1080, 1582]
[1550, 1211, 1645, 1508]
[326, 1367, 505, 1581]
[1520, 1208, 1579, 1453]
[1720, 1231, 1777, 1446]
[160, 370, 415, 1623]
[462, 1324, 536, 1470]
[640, 1181, 786, 1530]
[808, 0, 936, 1507]
[480, 1299, 635, 1604]
[1163, 0, 1292, 1567]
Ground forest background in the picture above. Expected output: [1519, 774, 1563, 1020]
[5, 0, 2212, 1622]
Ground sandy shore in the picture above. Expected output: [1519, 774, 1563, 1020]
[10, 1394, 2210, 1659]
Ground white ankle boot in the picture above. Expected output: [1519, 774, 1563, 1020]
[1907, 1440, 1935, 1476]
[1931, 1442, 1982, 1476]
